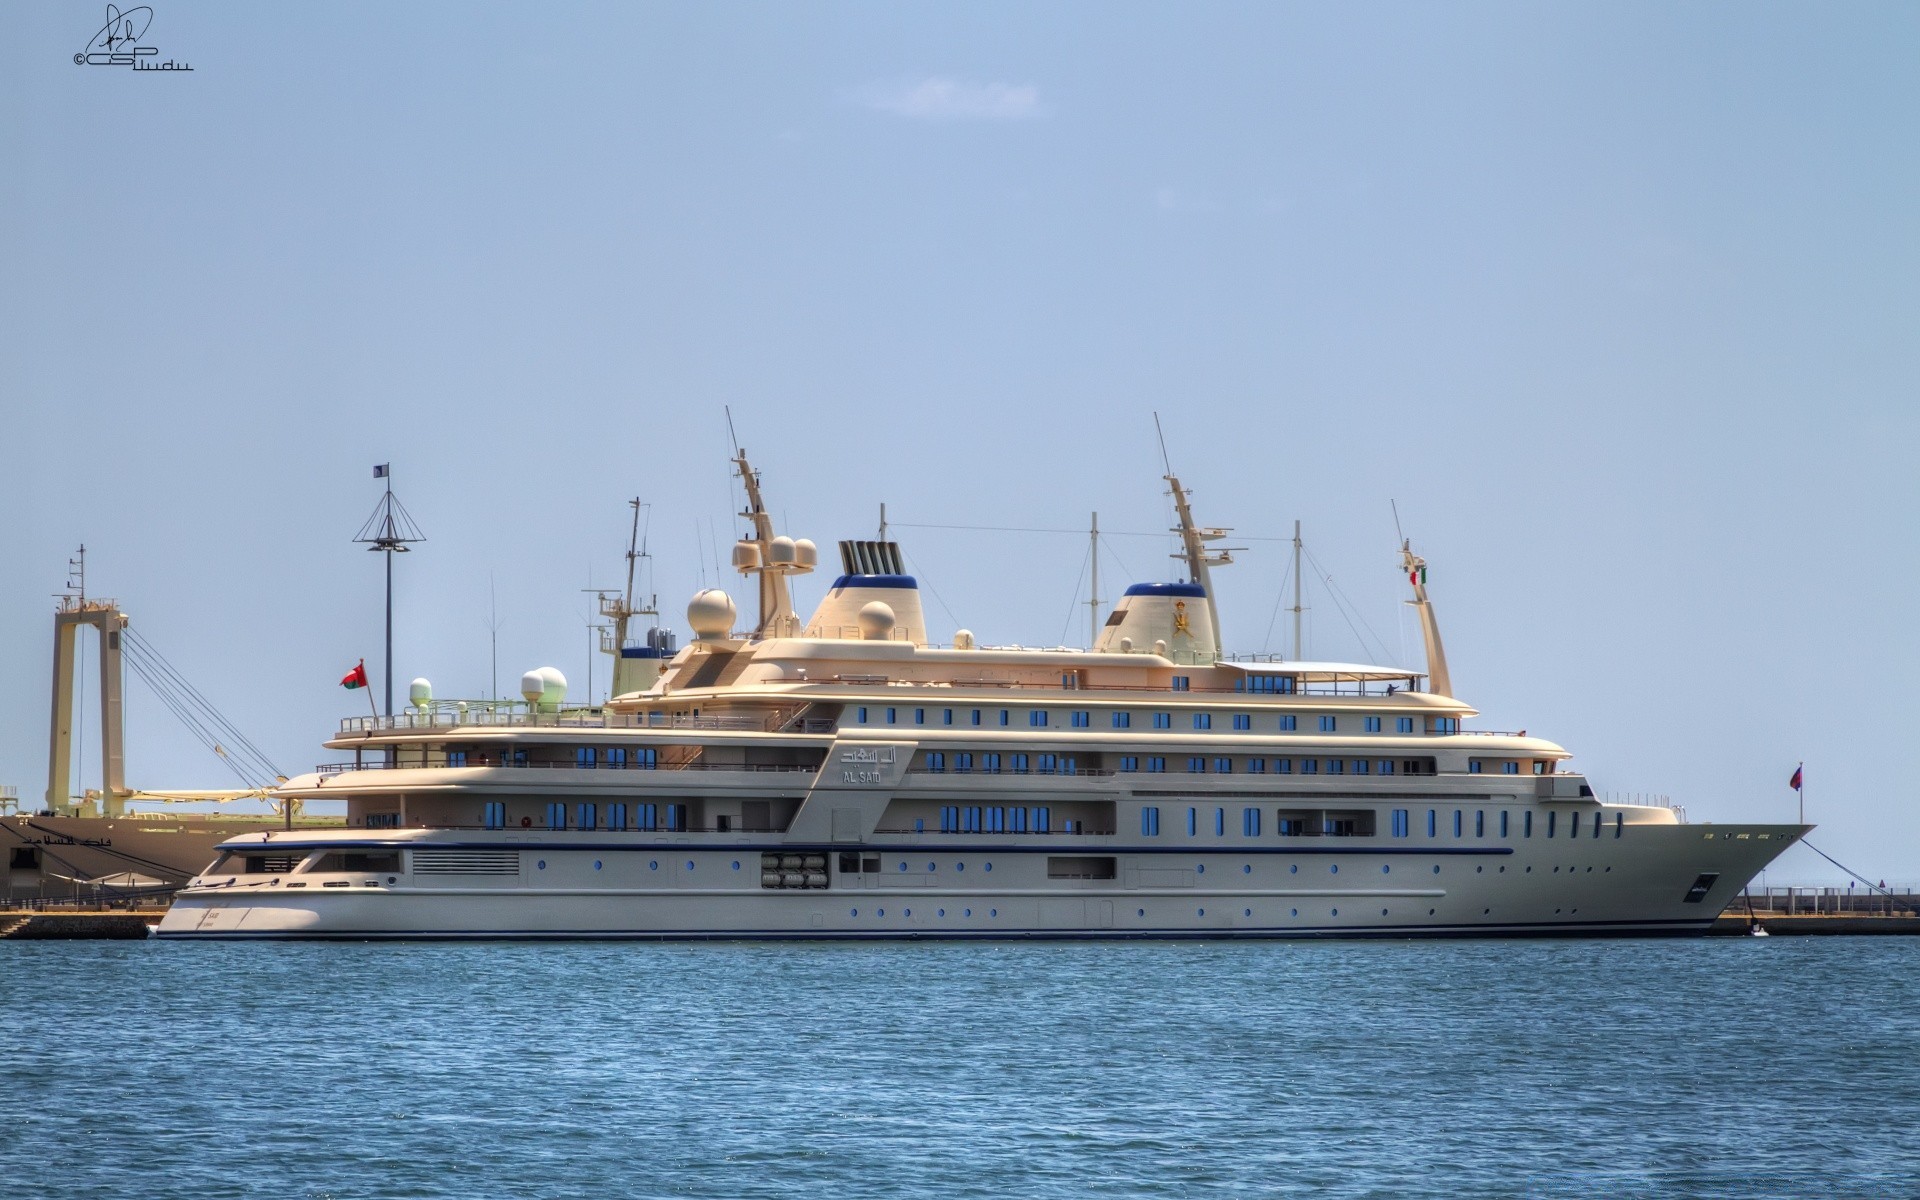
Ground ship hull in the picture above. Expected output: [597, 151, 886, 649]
[156, 821, 1801, 939]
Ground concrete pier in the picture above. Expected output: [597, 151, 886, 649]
[0, 911, 161, 939]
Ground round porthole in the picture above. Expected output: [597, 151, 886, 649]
[1381, 908, 1389, 916]
[1197, 864, 1206, 874]
[731, 861, 740, 871]
[850, 908, 858, 917]
[536, 860, 546, 870]
[1242, 864, 1251, 875]
[649, 860, 658, 870]
[956, 863, 965, 872]
[1330, 864, 1338, 875]
[1197, 908, 1206, 917]
[1429, 908, 1436, 915]
[1244, 908, 1253, 917]
[927, 862, 936, 871]
[1476, 866, 1483, 873]
[1138, 908, 1146, 917]
[1381, 865, 1390, 875]
[876, 908, 884, 917]
[1484, 908, 1491, 915]
[1331, 908, 1339, 917]
[964, 908, 973, 917]
[1290, 908, 1298, 917]
[594, 860, 603, 871]
[1290, 865, 1298, 874]
[984, 863, 992, 872]
[685, 860, 694, 870]
[898, 862, 907, 872]
[938, 908, 946, 917]
[989, 908, 997, 917]
[903, 908, 910, 917]
[1526, 866, 1532, 873]
[1433, 865, 1441, 874]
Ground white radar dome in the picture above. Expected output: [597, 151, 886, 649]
[794, 538, 818, 568]
[731, 540, 761, 571]
[536, 667, 567, 705]
[519, 670, 546, 703]
[409, 678, 432, 709]
[768, 535, 797, 564]
[953, 629, 976, 650]
[687, 589, 737, 640]
[858, 600, 896, 640]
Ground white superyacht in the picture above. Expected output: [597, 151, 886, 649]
[158, 452, 1804, 939]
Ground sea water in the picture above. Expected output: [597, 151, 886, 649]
[2, 937, 1917, 1198]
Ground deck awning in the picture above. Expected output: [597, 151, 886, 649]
[1220, 660, 1424, 683]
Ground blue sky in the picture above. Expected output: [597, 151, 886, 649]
[3, 2, 1916, 883]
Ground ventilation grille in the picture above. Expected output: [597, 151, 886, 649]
[838, 540, 905, 575]
[411, 850, 521, 876]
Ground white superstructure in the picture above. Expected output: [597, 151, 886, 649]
[158, 453, 1804, 939]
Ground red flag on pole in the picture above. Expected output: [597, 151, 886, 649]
[341, 660, 370, 690]
[1789, 764, 1803, 791]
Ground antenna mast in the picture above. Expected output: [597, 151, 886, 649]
[1291, 520, 1304, 660]
[353, 463, 425, 719]
[1088, 512, 1102, 647]
[1154, 413, 1238, 661]
[1392, 501, 1452, 696]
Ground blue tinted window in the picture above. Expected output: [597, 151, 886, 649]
[1453, 810, 1463, 837]
[1142, 807, 1160, 836]
[1319, 715, 1337, 732]
[1148, 756, 1166, 773]
[1397, 717, 1415, 733]
[1243, 807, 1260, 837]
[1233, 713, 1251, 730]
[1214, 808, 1226, 836]
[856, 706, 868, 723]
[1121, 756, 1139, 772]
[1171, 676, 1190, 691]
[1153, 712, 1171, 729]
[1248, 758, 1266, 774]
[1279, 715, 1297, 731]
[886, 707, 897, 724]
[1029, 710, 1048, 727]
[1215, 758, 1232, 774]
[1500, 811, 1510, 837]
[1111, 711, 1131, 728]
[1276, 758, 1293, 773]
[1188, 757, 1206, 773]
[1364, 716, 1382, 733]
[1186, 807, 1197, 836]
[1391, 809, 1409, 838]
[1427, 809, 1437, 837]
[1193, 713, 1212, 730]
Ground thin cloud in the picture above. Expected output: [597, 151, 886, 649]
[857, 78, 1045, 121]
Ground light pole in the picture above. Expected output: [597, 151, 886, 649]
[354, 463, 425, 718]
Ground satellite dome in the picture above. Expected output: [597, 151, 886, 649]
[768, 535, 797, 564]
[519, 670, 546, 703]
[408, 678, 432, 710]
[858, 600, 896, 640]
[793, 538, 818, 568]
[688, 589, 737, 639]
[953, 629, 975, 650]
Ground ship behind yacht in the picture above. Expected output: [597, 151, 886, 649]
[158, 451, 1804, 939]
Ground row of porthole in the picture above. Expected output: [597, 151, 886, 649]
[897, 862, 991, 872]
[850, 907, 997, 918]
[537, 860, 754, 872]
[532, 858, 1609, 879]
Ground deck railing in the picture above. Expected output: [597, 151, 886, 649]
[316, 760, 821, 776]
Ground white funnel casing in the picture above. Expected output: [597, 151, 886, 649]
[1093, 583, 1215, 662]
[805, 573, 927, 643]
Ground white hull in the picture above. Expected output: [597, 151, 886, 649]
[158, 820, 1799, 939]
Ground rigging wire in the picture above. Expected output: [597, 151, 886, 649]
[1260, 556, 1296, 656]
[898, 546, 963, 636]
[120, 629, 283, 788]
[1798, 840, 1912, 905]
[1301, 545, 1395, 664]
[1057, 539, 1092, 647]
[893, 520, 1300, 543]
[122, 629, 283, 779]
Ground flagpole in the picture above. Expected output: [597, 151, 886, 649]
[364, 659, 378, 723]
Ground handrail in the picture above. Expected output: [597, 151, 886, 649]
[316, 760, 821, 776]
